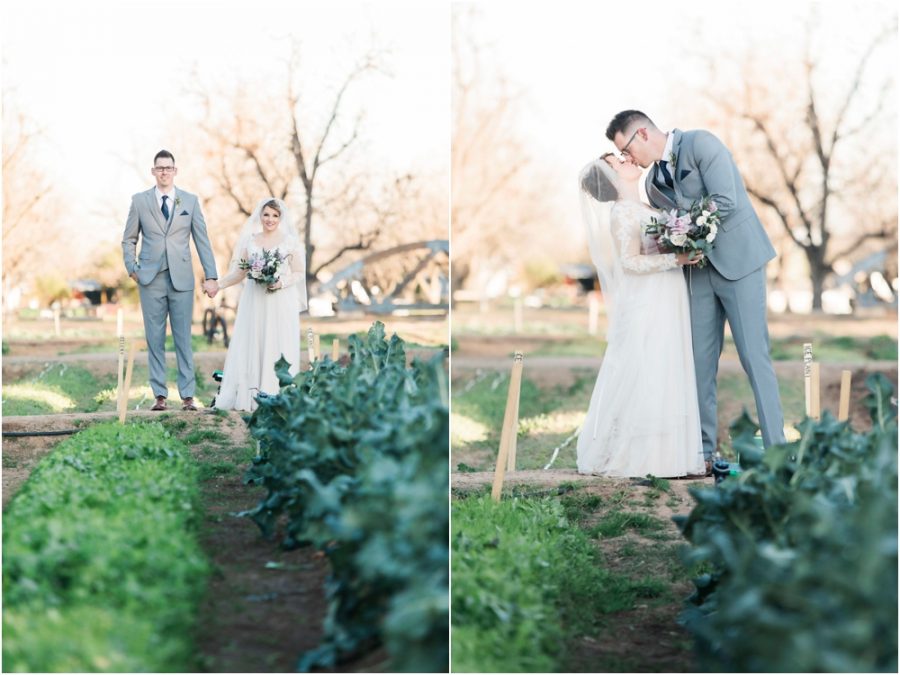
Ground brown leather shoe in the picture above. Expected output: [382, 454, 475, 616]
[181, 397, 198, 411]
[151, 396, 167, 411]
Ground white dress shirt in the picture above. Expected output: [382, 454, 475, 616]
[155, 186, 177, 214]
[660, 132, 675, 170]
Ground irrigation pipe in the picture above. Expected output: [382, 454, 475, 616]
[2, 429, 80, 438]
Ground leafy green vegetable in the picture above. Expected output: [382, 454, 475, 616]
[243, 321, 448, 672]
[677, 374, 898, 672]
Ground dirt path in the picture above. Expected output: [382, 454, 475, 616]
[452, 468, 707, 500]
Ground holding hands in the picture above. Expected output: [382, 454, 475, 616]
[203, 278, 219, 298]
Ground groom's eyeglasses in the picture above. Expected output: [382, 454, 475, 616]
[619, 129, 641, 157]
[154, 166, 176, 173]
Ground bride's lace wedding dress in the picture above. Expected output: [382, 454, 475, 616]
[576, 200, 705, 478]
[214, 233, 306, 412]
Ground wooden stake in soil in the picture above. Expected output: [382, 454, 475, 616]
[332, 338, 340, 361]
[803, 343, 813, 416]
[809, 362, 821, 421]
[838, 369, 852, 422]
[492, 352, 525, 502]
[313, 334, 321, 360]
[119, 340, 138, 424]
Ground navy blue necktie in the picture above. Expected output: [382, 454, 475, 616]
[161, 195, 170, 220]
[658, 161, 674, 189]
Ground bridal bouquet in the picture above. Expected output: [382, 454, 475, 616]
[644, 196, 720, 268]
[239, 248, 286, 292]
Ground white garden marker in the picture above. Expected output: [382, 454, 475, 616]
[838, 369, 852, 422]
[307, 328, 315, 369]
[116, 308, 125, 416]
[313, 333, 321, 360]
[810, 362, 821, 421]
[803, 342, 813, 416]
[491, 351, 524, 502]
[119, 340, 137, 424]
[332, 338, 340, 361]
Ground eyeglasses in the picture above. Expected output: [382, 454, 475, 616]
[619, 128, 641, 157]
[154, 166, 176, 173]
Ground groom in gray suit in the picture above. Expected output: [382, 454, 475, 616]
[122, 150, 218, 411]
[607, 111, 786, 472]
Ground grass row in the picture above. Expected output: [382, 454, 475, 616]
[452, 369, 806, 471]
[1, 363, 217, 416]
[2, 422, 209, 672]
[452, 493, 675, 672]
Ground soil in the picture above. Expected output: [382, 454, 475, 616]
[2, 409, 387, 672]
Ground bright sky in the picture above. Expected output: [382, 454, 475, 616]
[456, 0, 897, 251]
[3, 0, 449, 261]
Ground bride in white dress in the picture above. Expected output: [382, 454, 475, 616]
[214, 198, 308, 412]
[576, 154, 706, 478]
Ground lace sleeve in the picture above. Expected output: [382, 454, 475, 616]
[276, 241, 309, 311]
[612, 204, 679, 274]
[217, 248, 249, 289]
[276, 240, 301, 288]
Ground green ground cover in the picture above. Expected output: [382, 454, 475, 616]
[3, 422, 209, 672]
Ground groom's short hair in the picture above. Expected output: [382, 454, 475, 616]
[154, 149, 175, 165]
[606, 110, 656, 141]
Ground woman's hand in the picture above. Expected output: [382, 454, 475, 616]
[676, 251, 703, 266]
[267, 279, 283, 291]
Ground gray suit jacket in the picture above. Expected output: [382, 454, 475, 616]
[122, 187, 217, 291]
[645, 129, 776, 281]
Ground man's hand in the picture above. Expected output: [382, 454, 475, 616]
[203, 279, 219, 298]
[129, 272, 138, 282]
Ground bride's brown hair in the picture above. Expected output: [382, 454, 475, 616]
[262, 199, 282, 215]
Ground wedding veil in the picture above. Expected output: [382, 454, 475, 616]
[225, 197, 307, 314]
[579, 156, 622, 343]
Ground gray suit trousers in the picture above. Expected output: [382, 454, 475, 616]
[688, 264, 786, 457]
[138, 269, 196, 399]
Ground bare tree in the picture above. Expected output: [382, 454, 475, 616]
[1, 89, 63, 310]
[186, 41, 408, 284]
[684, 14, 897, 311]
[451, 7, 557, 297]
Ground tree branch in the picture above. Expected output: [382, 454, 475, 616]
[311, 229, 381, 276]
[746, 185, 807, 248]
